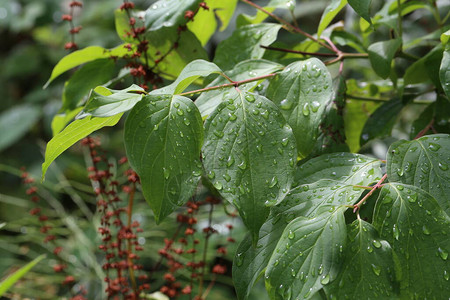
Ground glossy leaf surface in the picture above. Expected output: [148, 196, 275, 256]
[213, 23, 281, 70]
[124, 95, 203, 223]
[318, 0, 347, 37]
[440, 44, 450, 98]
[348, 0, 372, 24]
[144, 0, 201, 31]
[233, 153, 381, 300]
[266, 58, 333, 158]
[202, 90, 296, 239]
[196, 59, 283, 117]
[373, 183, 450, 299]
[265, 207, 347, 300]
[367, 39, 401, 79]
[387, 134, 450, 214]
[42, 114, 123, 180]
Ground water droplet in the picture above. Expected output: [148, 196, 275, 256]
[438, 162, 448, 171]
[371, 264, 381, 276]
[311, 101, 320, 112]
[228, 113, 237, 121]
[163, 168, 170, 179]
[397, 185, 404, 191]
[269, 176, 278, 188]
[288, 230, 295, 239]
[320, 274, 330, 285]
[177, 108, 184, 116]
[367, 245, 374, 253]
[408, 193, 417, 203]
[238, 161, 247, 170]
[397, 168, 404, 177]
[393, 224, 399, 240]
[245, 94, 255, 102]
[256, 144, 262, 153]
[302, 103, 310, 116]
[227, 156, 235, 167]
[281, 138, 289, 147]
[236, 253, 244, 266]
[214, 181, 223, 190]
[207, 170, 215, 179]
[372, 240, 382, 248]
[444, 270, 449, 281]
[438, 247, 448, 260]
[422, 225, 431, 235]
[223, 173, 231, 182]
[274, 259, 279, 266]
[280, 98, 293, 110]
[213, 130, 224, 138]
[428, 142, 441, 151]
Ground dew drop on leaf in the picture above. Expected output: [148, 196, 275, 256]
[438, 162, 448, 171]
[372, 240, 382, 248]
[280, 98, 293, 110]
[223, 173, 231, 182]
[207, 170, 215, 179]
[422, 225, 431, 235]
[438, 247, 448, 260]
[213, 130, 224, 138]
[236, 252, 244, 266]
[311, 101, 320, 112]
[163, 168, 170, 179]
[245, 94, 255, 102]
[428, 142, 441, 151]
[288, 230, 295, 239]
[320, 274, 330, 285]
[302, 103, 310, 116]
[214, 181, 223, 190]
[371, 264, 381, 276]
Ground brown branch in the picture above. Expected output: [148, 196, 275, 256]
[353, 174, 388, 213]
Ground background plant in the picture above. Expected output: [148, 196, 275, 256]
[1, 0, 449, 299]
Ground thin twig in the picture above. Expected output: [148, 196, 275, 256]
[353, 174, 388, 212]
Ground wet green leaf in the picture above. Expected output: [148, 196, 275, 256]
[265, 207, 347, 300]
[404, 44, 443, 86]
[318, 0, 347, 37]
[440, 44, 450, 98]
[266, 58, 334, 158]
[373, 183, 450, 299]
[387, 134, 450, 215]
[124, 95, 203, 223]
[367, 39, 401, 79]
[348, 0, 372, 24]
[202, 90, 296, 240]
[144, 0, 201, 31]
[325, 220, 396, 299]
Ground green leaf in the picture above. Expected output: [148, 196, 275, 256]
[404, 44, 443, 86]
[367, 39, 401, 79]
[145, 27, 208, 79]
[265, 207, 347, 300]
[144, 0, 201, 31]
[348, 0, 372, 24]
[325, 220, 396, 299]
[202, 90, 296, 239]
[44, 45, 129, 88]
[79, 84, 145, 118]
[213, 23, 281, 71]
[360, 98, 403, 145]
[309, 75, 349, 156]
[188, 0, 238, 45]
[124, 95, 203, 223]
[237, 0, 295, 27]
[51, 107, 83, 136]
[387, 134, 450, 215]
[317, 0, 348, 38]
[42, 114, 122, 180]
[196, 59, 283, 117]
[266, 58, 334, 158]
[440, 45, 450, 99]
[62, 59, 116, 111]
[0, 105, 41, 152]
[0, 254, 46, 296]
[232, 153, 381, 300]
[373, 183, 450, 299]
[409, 103, 434, 139]
[150, 59, 223, 95]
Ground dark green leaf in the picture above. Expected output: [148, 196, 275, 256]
[150, 59, 223, 95]
[373, 183, 450, 299]
[0, 105, 41, 152]
[434, 96, 450, 133]
[196, 59, 283, 117]
[367, 39, 401, 79]
[0, 254, 46, 296]
[265, 207, 347, 300]
[213, 23, 281, 71]
[360, 98, 403, 145]
[348, 0, 372, 24]
[387, 134, 450, 214]
[187, 0, 238, 45]
[409, 103, 434, 139]
[79, 84, 145, 118]
[62, 59, 116, 111]
[266, 58, 334, 158]
[44, 45, 129, 88]
[325, 220, 396, 299]
[404, 45, 443, 86]
[237, 0, 295, 27]
[202, 90, 296, 239]
[233, 153, 381, 300]
[145, 27, 208, 79]
[309, 75, 349, 156]
[144, 0, 201, 31]
[440, 45, 450, 98]
[42, 114, 123, 180]
[124, 95, 203, 223]
[317, 0, 347, 37]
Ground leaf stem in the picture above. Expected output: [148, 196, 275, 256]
[345, 94, 390, 102]
[177, 73, 276, 96]
[240, 0, 335, 52]
[353, 173, 388, 212]
[414, 118, 435, 139]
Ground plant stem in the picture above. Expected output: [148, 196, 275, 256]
[197, 202, 214, 299]
[126, 182, 138, 296]
[396, 0, 403, 40]
[240, 0, 335, 52]
[177, 73, 276, 96]
[353, 174, 388, 212]
[345, 94, 390, 102]
[414, 119, 435, 139]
